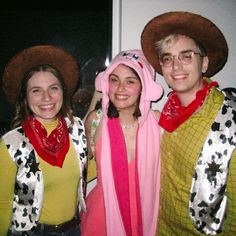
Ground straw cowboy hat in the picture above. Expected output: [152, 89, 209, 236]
[141, 11, 228, 77]
[2, 45, 79, 105]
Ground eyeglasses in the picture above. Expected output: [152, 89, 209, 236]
[159, 50, 203, 67]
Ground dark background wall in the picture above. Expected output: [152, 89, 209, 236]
[0, 1, 112, 126]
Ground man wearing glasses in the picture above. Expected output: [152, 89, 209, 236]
[141, 11, 236, 235]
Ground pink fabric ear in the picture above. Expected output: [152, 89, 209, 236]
[95, 71, 109, 118]
[95, 71, 106, 92]
[95, 71, 104, 92]
[146, 79, 163, 101]
[140, 65, 163, 102]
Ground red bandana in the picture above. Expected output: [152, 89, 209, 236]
[22, 115, 70, 167]
[159, 80, 218, 132]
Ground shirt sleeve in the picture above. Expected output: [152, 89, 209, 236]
[0, 138, 16, 236]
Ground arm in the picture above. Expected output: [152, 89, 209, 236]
[85, 111, 95, 158]
[85, 109, 102, 183]
[85, 109, 102, 158]
[0, 139, 16, 236]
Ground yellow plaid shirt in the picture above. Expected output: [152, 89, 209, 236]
[157, 87, 236, 235]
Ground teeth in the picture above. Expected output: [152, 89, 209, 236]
[116, 95, 128, 99]
[40, 104, 54, 109]
[173, 75, 185, 79]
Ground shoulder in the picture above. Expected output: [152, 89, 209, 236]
[85, 110, 98, 124]
[65, 116, 84, 128]
[65, 117, 87, 141]
[2, 127, 24, 141]
[1, 127, 33, 161]
[222, 87, 236, 101]
[73, 116, 84, 126]
[222, 87, 236, 109]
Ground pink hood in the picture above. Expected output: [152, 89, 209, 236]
[95, 49, 163, 124]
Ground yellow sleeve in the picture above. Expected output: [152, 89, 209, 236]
[0, 138, 16, 236]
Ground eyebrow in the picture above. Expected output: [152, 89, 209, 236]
[161, 49, 197, 56]
[27, 83, 61, 90]
[109, 74, 139, 80]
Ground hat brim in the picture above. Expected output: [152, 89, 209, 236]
[141, 11, 228, 77]
[2, 45, 79, 105]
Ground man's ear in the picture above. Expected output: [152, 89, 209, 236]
[202, 56, 209, 73]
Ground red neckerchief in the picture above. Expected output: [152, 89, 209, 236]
[159, 80, 218, 132]
[22, 115, 70, 167]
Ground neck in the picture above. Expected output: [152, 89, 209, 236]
[120, 121, 137, 129]
[176, 80, 204, 107]
[119, 113, 137, 130]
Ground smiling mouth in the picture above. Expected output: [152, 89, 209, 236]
[39, 104, 54, 110]
[172, 74, 187, 80]
[115, 95, 129, 100]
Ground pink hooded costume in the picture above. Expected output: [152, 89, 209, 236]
[81, 49, 163, 236]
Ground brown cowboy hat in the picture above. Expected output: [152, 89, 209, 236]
[141, 11, 228, 77]
[2, 45, 79, 105]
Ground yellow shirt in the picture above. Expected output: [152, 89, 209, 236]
[0, 120, 80, 235]
[157, 88, 236, 235]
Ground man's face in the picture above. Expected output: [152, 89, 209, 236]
[160, 35, 209, 105]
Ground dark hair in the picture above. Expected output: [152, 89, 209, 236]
[107, 99, 141, 118]
[11, 64, 73, 128]
[107, 65, 142, 119]
[0, 121, 10, 137]
[95, 98, 102, 110]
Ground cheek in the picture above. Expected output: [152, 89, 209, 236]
[108, 83, 117, 94]
[161, 68, 171, 79]
[56, 92, 63, 101]
[130, 87, 141, 96]
[27, 99, 37, 113]
[27, 94, 37, 107]
[129, 85, 141, 96]
[50, 90, 63, 103]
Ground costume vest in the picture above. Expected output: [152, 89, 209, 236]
[189, 92, 236, 235]
[2, 117, 87, 234]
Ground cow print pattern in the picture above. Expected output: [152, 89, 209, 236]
[3, 117, 87, 235]
[189, 94, 236, 235]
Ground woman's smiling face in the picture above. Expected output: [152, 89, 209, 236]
[108, 64, 142, 113]
[26, 71, 63, 123]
